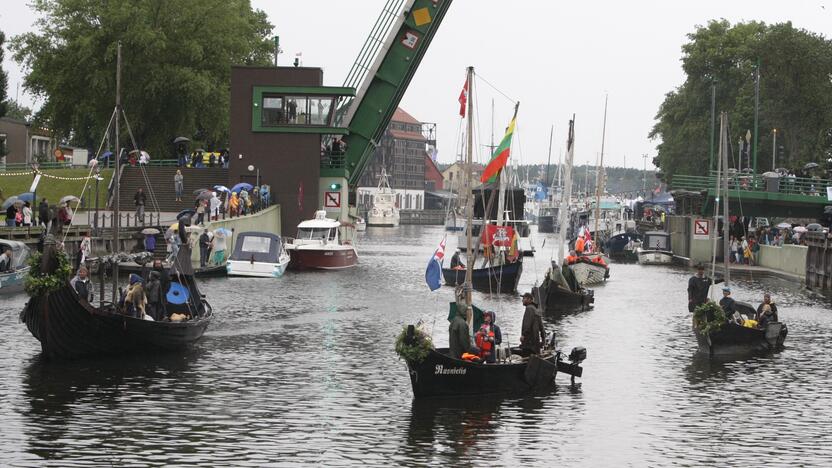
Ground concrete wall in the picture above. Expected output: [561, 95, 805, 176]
[188, 204, 281, 263]
[757, 244, 808, 278]
[667, 215, 689, 258]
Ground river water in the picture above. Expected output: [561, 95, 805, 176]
[1, 225, 831, 466]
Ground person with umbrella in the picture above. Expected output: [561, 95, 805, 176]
[143, 230, 157, 253]
[209, 192, 221, 221]
[229, 192, 240, 218]
[5, 202, 18, 227]
[22, 201, 32, 227]
[239, 188, 250, 216]
[174, 169, 184, 202]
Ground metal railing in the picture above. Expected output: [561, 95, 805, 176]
[671, 173, 832, 197]
[320, 150, 346, 170]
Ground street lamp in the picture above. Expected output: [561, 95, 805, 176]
[772, 128, 778, 171]
[247, 164, 260, 187]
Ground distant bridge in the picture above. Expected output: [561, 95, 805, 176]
[670, 172, 831, 218]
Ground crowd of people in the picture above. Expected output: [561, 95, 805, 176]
[175, 146, 230, 169]
[5, 197, 75, 234]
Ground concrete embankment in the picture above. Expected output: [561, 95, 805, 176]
[188, 204, 281, 264]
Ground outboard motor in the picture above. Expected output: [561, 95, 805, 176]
[569, 346, 587, 365]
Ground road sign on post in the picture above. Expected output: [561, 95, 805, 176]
[324, 191, 341, 208]
[693, 219, 710, 239]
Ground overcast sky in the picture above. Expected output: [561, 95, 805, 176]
[2, 1, 830, 169]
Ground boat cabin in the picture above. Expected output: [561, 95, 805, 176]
[230, 232, 285, 263]
[643, 231, 671, 252]
[293, 210, 342, 245]
[0, 239, 30, 270]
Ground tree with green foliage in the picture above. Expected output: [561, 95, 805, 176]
[0, 29, 8, 119]
[4, 100, 32, 121]
[10, 0, 274, 159]
[650, 20, 832, 180]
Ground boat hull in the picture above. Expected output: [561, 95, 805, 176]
[405, 348, 580, 398]
[694, 321, 788, 356]
[0, 267, 29, 295]
[533, 282, 594, 316]
[288, 246, 357, 270]
[20, 286, 212, 360]
[637, 249, 673, 265]
[568, 261, 608, 286]
[227, 258, 289, 277]
[442, 260, 522, 294]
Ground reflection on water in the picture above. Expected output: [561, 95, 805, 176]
[1, 225, 831, 465]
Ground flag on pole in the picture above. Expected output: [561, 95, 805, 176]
[458, 77, 468, 118]
[480, 104, 519, 183]
[425, 236, 447, 291]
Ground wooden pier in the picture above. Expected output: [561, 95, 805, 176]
[805, 232, 831, 291]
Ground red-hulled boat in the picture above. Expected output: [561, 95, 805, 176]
[285, 210, 358, 270]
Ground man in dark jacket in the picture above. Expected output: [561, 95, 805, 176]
[519, 292, 545, 356]
[687, 265, 713, 312]
[756, 293, 778, 323]
[719, 287, 736, 318]
[449, 303, 473, 359]
[198, 229, 210, 267]
[145, 271, 163, 320]
[38, 198, 50, 227]
[134, 188, 147, 225]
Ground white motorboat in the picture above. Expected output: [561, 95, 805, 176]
[227, 232, 290, 277]
[366, 168, 399, 227]
[637, 231, 674, 265]
[285, 210, 358, 270]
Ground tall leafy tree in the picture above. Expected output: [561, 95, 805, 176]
[0, 29, 8, 119]
[11, 0, 274, 157]
[650, 20, 832, 180]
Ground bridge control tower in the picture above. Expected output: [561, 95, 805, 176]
[229, 0, 452, 234]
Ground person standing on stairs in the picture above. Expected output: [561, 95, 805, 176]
[134, 188, 147, 225]
[174, 170, 184, 202]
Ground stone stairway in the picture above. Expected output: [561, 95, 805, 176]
[115, 166, 229, 213]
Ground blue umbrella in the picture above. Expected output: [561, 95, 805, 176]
[15, 192, 35, 203]
[214, 185, 231, 193]
[214, 227, 232, 236]
[176, 209, 196, 220]
[166, 282, 190, 304]
[2, 196, 21, 210]
[231, 182, 253, 193]
[98, 151, 114, 160]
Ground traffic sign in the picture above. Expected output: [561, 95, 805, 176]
[693, 219, 709, 239]
[324, 191, 341, 208]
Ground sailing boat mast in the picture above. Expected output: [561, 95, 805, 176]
[545, 125, 553, 189]
[720, 112, 731, 285]
[593, 94, 608, 252]
[112, 42, 122, 301]
[557, 117, 576, 264]
[464, 66, 475, 330]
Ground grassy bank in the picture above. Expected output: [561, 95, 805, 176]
[1, 168, 113, 220]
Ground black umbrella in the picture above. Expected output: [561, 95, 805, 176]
[804, 162, 820, 170]
[196, 191, 213, 201]
[173, 136, 190, 144]
[176, 209, 196, 220]
[192, 188, 210, 195]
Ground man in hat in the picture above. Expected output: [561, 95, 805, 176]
[687, 264, 713, 312]
[519, 292, 545, 356]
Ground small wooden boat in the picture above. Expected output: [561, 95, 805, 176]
[20, 284, 213, 360]
[605, 232, 641, 262]
[693, 301, 787, 356]
[227, 231, 290, 277]
[533, 263, 594, 315]
[442, 259, 522, 294]
[0, 239, 31, 295]
[637, 231, 673, 265]
[404, 346, 584, 398]
[567, 255, 609, 286]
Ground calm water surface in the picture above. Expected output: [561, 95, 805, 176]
[1, 225, 831, 466]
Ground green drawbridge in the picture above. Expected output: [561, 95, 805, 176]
[671, 172, 831, 218]
[322, 0, 452, 185]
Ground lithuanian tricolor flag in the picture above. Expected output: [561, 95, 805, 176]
[480, 104, 519, 183]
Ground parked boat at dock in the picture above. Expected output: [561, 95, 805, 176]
[285, 210, 358, 270]
[0, 239, 31, 295]
[637, 231, 674, 265]
[227, 231, 290, 277]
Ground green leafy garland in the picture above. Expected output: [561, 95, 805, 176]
[395, 326, 434, 363]
[24, 250, 72, 297]
[693, 301, 726, 335]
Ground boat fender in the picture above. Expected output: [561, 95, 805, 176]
[461, 353, 481, 362]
